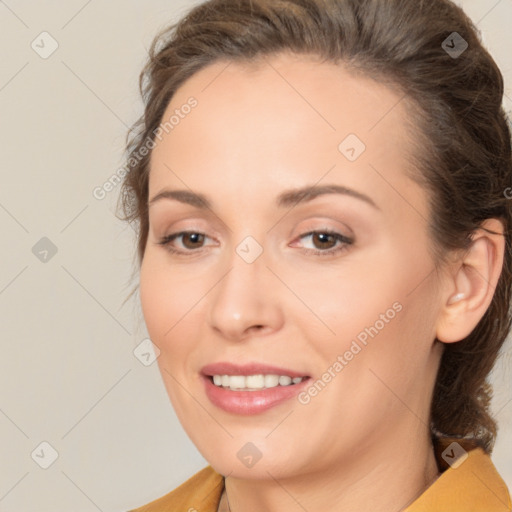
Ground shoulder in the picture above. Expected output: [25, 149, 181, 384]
[406, 439, 511, 512]
[129, 465, 224, 512]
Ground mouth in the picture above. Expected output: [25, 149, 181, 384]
[200, 362, 311, 414]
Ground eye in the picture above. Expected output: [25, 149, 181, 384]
[157, 231, 214, 254]
[294, 230, 353, 256]
[157, 230, 353, 257]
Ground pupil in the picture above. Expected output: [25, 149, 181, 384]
[314, 233, 335, 249]
[184, 233, 204, 248]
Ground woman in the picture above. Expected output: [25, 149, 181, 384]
[121, 0, 512, 510]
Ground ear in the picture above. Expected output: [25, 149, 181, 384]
[436, 218, 505, 343]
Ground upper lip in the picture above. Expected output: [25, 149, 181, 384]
[201, 362, 310, 378]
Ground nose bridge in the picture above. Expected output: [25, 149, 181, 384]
[207, 239, 283, 340]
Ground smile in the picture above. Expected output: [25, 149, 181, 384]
[211, 374, 306, 391]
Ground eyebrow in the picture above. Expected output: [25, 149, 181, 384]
[148, 184, 379, 211]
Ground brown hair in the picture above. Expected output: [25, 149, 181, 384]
[118, 0, 512, 453]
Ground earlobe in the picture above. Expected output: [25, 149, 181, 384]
[436, 218, 505, 344]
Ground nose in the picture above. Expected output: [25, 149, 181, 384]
[207, 250, 285, 341]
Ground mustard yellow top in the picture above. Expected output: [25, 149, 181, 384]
[130, 439, 511, 511]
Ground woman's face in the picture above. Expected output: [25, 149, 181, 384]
[140, 53, 446, 479]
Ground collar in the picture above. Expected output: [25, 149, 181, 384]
[404, 438, 511, 511]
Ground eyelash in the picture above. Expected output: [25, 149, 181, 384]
[157, 230, 353, 257]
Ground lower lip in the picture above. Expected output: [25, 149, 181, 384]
[202, 375, 311, 415]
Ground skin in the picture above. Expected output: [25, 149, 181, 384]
[139, 53, 505, 511]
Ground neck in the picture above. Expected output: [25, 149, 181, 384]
[223, 427, 440, 512]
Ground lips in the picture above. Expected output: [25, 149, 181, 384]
[200, 361, 311, 415]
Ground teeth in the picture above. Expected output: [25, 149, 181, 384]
[247, 374, 265, 388]
[264, 374, 279, 388]
[211, 374, 306, 391]
[279, 376, 292, 386]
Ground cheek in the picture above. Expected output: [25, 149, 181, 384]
[139, 256, 204, 406]
[139, 257, 169, 340]
[139, 254, 204, 341]
[139, 253, 217, 412]
[278, 251, 403, 341]
[286, 242, 436, 371]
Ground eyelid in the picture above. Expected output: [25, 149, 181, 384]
[151, 215, 219, 242]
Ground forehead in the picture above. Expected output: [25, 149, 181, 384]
[148, 53, 424, 216]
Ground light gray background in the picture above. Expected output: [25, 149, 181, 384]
[0, 1, 511, 511]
